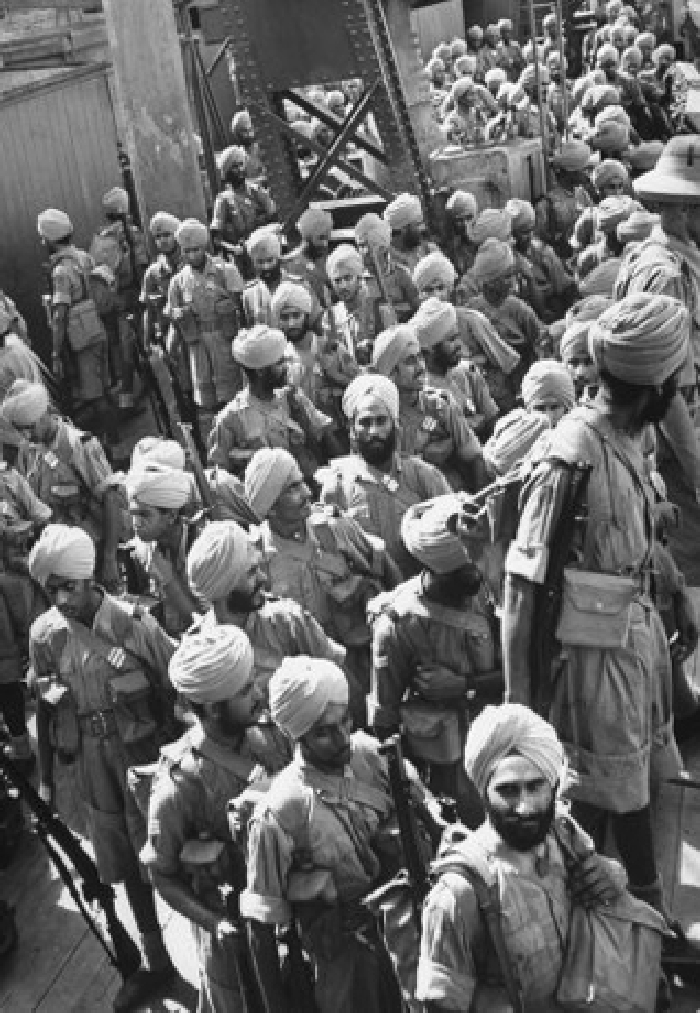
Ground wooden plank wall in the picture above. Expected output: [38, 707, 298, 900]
[411, 0, 465, 61]
[0, 65, 120, 359]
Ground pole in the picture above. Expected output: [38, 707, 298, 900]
[555, 0, 569, 142]
[527, 0, 551, 190]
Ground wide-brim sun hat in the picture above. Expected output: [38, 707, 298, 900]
[634, 137, 700, 203]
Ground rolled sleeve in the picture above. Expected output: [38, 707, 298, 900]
[368, 614, 409, 732]
[141, 776, 193, 875]
[416, 877, 479, 1011]
[505, 463, 569, 586]
[51, 266, 73, 308]
[239, 809, 294, 925]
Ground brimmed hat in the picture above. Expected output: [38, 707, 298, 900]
[634, 137, 700, 203]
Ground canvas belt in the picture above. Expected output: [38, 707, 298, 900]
[79, 708, 118, 738]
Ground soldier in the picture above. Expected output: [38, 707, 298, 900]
[166, 218, 243, 446]
[186, 519, 346, 695]
[317, 374, 452, 576]
[503, 293, 693, 914]
[124, 464, 201, 637]
[242, 226, 313, 328]
[534, 140, 594, 260]
[443, 190, 479, 279]
[90, 187, 149, 409]
[207, 323, 334, 483]
[29, 525, 176, 1012]
[508, 198, 578, 323]
[283, 206, 334, 308]
[143, 625, 287, 1013]
[242, 657, 437, 1013]
[140, 212, 182, 348]
[210, 145, 276, 272]
[354, 213, 420, 325]
[324, 243, 385, 366]
[230, 108, 267, 184]
[3, 380, 124, 588]
[413, 298, 499, 440]
[38, 208, 109, 429]
[383, 193, 438, 274]
[370, 325, 486, 491]
[497, 17, 525, 82]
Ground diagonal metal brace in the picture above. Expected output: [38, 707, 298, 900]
[279, 88, 388, 163]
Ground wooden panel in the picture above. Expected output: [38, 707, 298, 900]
[0, 66, 120, 359]
[410, 0, 464, 60]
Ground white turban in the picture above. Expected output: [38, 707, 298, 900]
[355, 213, 391, 250]
[246, 226, 281, 259]
[384, 193, 423, 231]
[371, 325, 420, 376]
[233, 325, 287, 369]
[298, 207, 333, 241]
[589, 292, 690, 385]
[102, 187, 129, 215]
[327, 244, 364, 281]
[521, 360, 576, 410]
[126, 464, 192, 510]
[412, 252, 457, 292]
[131, 437, 185, 471]
[175, 219, 209, 250]
[506, 199, 536, 232]
[472, 238, 515, 284]
[342, 374, 400, 422]
[245, 448, 303, 520]
[2, 379, 49, 428]
[468, 208, 512, 246]
[28, 524, 95, 586]
[446, 190, 478, 219]
[169, 626, 254, 704]
[401, 495, 472, 574]
[187, 520, 254, 603]
[37, 208, 73, 242]
[269, 657, 348, 740]
[217, 145, 247, 176]
[150, 212, 181, 238]
[464, 702, 565, 796]
[413, 298, 458, 350]
[270, 281, 313, 321]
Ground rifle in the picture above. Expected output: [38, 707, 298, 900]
[378, 735, 430, 931]
[530, 460, 592, 717]
[366, 245, 398, 328]
[0, 751, 141, 980]
[178, 421, 260, 529]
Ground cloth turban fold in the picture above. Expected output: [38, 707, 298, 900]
[560, 321, 592, 362]
[485, 68, 507, 89]
[384, 193, 423, 230]
[521, 359, 575, 409]
[596, 196, 636, 232]
[327, 244, 364, 280]
[401, 495, 472, 574]
[38, 208, 73, 242]
[589, 292, 689, 385]
[520, 64, 550, 88]
[29, 523, 95, 586]
[593, 158, 629, 190]
[627, 141, 663, 173]
[271, 281, 313, 320]
[597, 43, 620, 66]
[343, 374, 399, 421]
[246, 226, 281, 259]
[102, 187, 129, 215]
[566, 295, 613, 326]
[169, 626, 254, 705]
[270, 657, 348, 740]
[245, 448, 303, 520]
[355, 213, 391, 250]
[616, 209, 659, 244]
[150, 212, 181, 238]
[3, 379, 49, 428]
[372, 325, 420, 376]
[413, 251, 457, 292]
[187, 520, 253, 602]
[464, 702, 565, 797]
[472, 238, 514, 284]
[413, 297, 458, 350]
[126, 464, 192, 510]
[446, 190, 478, 218]
[637, 31, 655, 50]
[233, 325, 287, 369]
[218, 145, 247, 176]
[468, 208, 512, 246]
[298, 207, 333, 240]
[506, 198, 536, 231]
[454, 55, 478, 77]
[232, 110, 253, 132]
[175, 219, 209, 249]
[131, 437, 186, 471]
[591, 120, 630, 153]
[552, 140, 592, 173]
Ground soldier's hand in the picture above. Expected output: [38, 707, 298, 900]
[569, 853, 625, 908]
[215, 918, 239, 944]
[38, 781, 54, 807]
[51, 352, 63, 382]
[415, 663, 466, 701]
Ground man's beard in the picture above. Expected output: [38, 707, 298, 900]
[285, 326, 306, 344]
[404, 227, 422, 250]
[433, 343, 461, 371]
[260, 265, 282, 286]
[357, 426, 397, 467]
[640, 383, 676, 426]
[485, 796, 556, 852]
[225, 585, 265, 614]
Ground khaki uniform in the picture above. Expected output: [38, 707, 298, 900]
[211, 183, 276, 249]
[241, 273, 321, 329]
[397, 387, 483, 490]
[31, 594, 176, 880]
[425, 362, 499, 433]
[389, 240, 439, 276]
[283, 248, 332, 308]
[514, 237, 578, 322]
[364, 263, 420, 323]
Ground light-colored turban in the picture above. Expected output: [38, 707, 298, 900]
[520, 64, 550, 88]
[521, 359, 575, 409]
[566, 295, 614, 327]
[233, 325, 287, 369]
[472, 238, 515, 284]
[591, 120, 630, 153]
[245, 448, 303, 520]
[451, 77, 476, 103]
[37, 209, 73, 242]
[485, 68, 507, 90]
[327, 90, 345, 110]
[28, 523, 95, 586]
[427, 57, 445, 75]
[175, 219, 209, 250]
[468, 208, 512, 246]
[616, 209, 659, 244]
[621, 45, 643, 70]
[232, 109, 252, 133]
[589, 292, 690, 385]
[597, 43, 620, 67]
[543, 12, 556, 28]
[627, 141, 663, 173]
[343, 374, 400, 421]
[131, 437, 185, 471]
[560, 321, 592, 362]
[246, 226, 281, 260]
[401, 495, 471, 574]
[355, 213, 391, 250]
[435, 43, 451, 62]
[506, 198, 536, 232]
[498, 18, 513, 32]
[298, 207, 333, 240]
[596, 195, 636, 233]
[218, 145, 247, 176]
[454, 55, 477, 78]
[593, 158, 629, 190]
[652, 44, 675, 65]
[269, 657, 348, 740]
[412, 251, 457, 292]
[552, 140, 592, 173]
[187, 520, 254, 602]
[327, 244, 364, 280]
[579, 258, 622, 297]
[2, 379, 49, 428]
[637, 31, 655, 51]
[384, 193, 423, 231]
[270, 281, 313, 320]
[413, 298, 459, 350]
[464, 27, 481, 46]
[606, 0, 623, 16]
[372, 325, 420, 377]
[169, 626, 253, 705]
[595, 104, 631, 130]
[126, 464, 192, 510]
[150, 212, 181, 238]
[464, 702, 565, 797]
[446, 190, 478, 219]
[102, 187, 129, 215]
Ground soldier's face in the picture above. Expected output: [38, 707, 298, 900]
[419, 278, 452, 303]
[253, 254, 281, 283]
[214, 677, 265, 730]
[513, 226, 533, 254]
[302, 702, 352, 770]
[16, 411, 52, 445]
[402, 222, 425, 249]
[226, 550, 269, 611]
[484, 754, 556, 851]
[128, 499, 174, 542]
[236, 126, 255, 147]
[331, 270, 360, 302]
[530, 398, 568, 426]
[433, 334, 462, 369]
[153, 232, 177, 254]
[269, 478, 312, 524]
[225, 164, 247, 186]
[307, 232, 331, 257]
[45, 576, 92, 622]
[564, 353, 598, 396]
[352, 401, 396, 465]
[392, 351, 425, 393]
[598, 180, 626, 198]
[277, 307, 307, 342]
[453, 212, 475, 238]
[181, 244, 207, 269]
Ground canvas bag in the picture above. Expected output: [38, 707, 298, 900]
[555, 568, 639, 649]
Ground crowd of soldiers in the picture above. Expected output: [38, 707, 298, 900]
[1, 0, 700, 1010]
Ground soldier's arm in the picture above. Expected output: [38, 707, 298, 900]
[367, 613, 413, 738]
[30, 633, 56, 799]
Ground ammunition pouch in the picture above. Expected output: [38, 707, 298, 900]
[400, 699, 461, 766]
[556, 569, 639, 650]
[42, 679, 81, 762]
[107, 670, 158, 755]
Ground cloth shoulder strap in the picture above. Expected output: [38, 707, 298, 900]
[54, 251, 90, 303]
